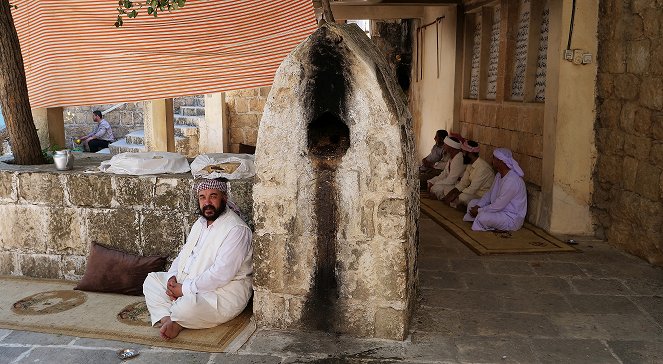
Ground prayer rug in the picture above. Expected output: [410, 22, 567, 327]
[0, 276, 255, 353]
[421, 197, 578, 255]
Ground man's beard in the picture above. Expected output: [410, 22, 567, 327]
[198, 201, 227, 221]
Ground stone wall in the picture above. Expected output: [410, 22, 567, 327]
[593, 0, 663, 264]
[0, 159, 254, 279]
[459, 101, 544, 187]
[63, 103, 144, 149]
[225, 87, 270, 153]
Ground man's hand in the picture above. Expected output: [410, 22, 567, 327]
[166, 276, 183, 300]
[469, 205, 479, 218]
[443, 188, 460, 204]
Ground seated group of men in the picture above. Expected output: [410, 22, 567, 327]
[420, 129, 527, 232]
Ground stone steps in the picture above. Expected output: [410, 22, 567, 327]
[108, 139, 147, 154]
[174, 114, 203, 127]
[180, 106, 205, 117]
[110, 96, 204, 157]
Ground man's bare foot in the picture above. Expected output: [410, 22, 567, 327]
[159, 317, 184, 340]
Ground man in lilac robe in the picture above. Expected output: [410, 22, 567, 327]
[463, 148, 527, 231]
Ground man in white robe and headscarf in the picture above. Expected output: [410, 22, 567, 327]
[143, 179, 253, 340]
[441, 140, 495, 207]
[428, 136, 466, 198]
[463, 148, 527, 231]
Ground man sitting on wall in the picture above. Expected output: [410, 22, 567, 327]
[441, 140, 495, 208]
[419, 129, 449, 189]
[143, 179, 253, 340]
[427, 136, 466, 198]
[79, 110, 115, 153]
[463, 148, 527, 231]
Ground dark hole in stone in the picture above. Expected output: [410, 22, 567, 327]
[307, 112, 350, 161]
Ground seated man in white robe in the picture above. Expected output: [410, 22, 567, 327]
[143, 179, 253, 340]
[441, 140, 495, 208]
[428, 136, 466, 199]
[463, 148, 527, 231]
[419, 129, 449, 188]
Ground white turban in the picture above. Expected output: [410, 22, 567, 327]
[443, 136, 461, 149]
[493, 148, 524, 177]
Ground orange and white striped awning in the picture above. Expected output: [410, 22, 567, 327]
[12, 0, 317, 108]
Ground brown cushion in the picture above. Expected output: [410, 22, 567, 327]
[75, 242, 167, 296]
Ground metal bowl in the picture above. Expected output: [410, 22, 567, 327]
[117, 348, 139, 360]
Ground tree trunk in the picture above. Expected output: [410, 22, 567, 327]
[0, 0, 45, 165]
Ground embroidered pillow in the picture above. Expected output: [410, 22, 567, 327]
[75, 242, 167, 296]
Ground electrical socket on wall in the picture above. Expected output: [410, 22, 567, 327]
[564, 49, 574, 61]
[573, 49, 584, 65]
[582, 53, 593, 64]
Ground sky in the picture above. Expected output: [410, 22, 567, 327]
[0, 105, 4, 129]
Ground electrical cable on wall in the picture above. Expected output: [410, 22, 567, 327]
[566, 0, 576, 50]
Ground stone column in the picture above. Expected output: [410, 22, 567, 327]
[200, 92, 228, 153]
[541, 0, 599, 235]
[143, 98, 175, 152]
[31, 107, 65, 149]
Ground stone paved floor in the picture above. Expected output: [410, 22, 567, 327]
[1, 214, 662, 363]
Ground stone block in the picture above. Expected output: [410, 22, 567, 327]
[253, 233, 313, 295]
[229, 127, 245, 145]
[18, 172, 64, 206]
[620, 102, 645, 134]
[623, 156, 639, 191]
[614, 73, 641, 100]
[598, 98, 623, 129]
[259, 86, 272, 97]
[19, 254, 62, 279]
[653, 114, 663, 139]
[333, 300, 373, 337]
[140, 210, 186, 257]
[477, 104, 496, 127]
[635, 163, 662, 200]
[660, 172, 663, 199]
[154, 177, 193, 211]
[624, 135, 652, 159]
[652, 40, 663, 75]
[626, 39, 651, 74]
[597, 155, 623, 184]
[0, 171, 16, 202]
[47, 207, 86, 255]
[376, 198, 407, 239]
[527, 156, 543, 187]
[112, 175, 155, 208]
[0, 205, 48, 252]
[84, 208, 140, 255]
[249, 97, 266, 113]
[253, 291, 288, 328]
[597, 74, 614, 99]
[337, 239, 407, 301]
[233, 98, 249, 113]
[598, 39, 626, 74]
[245, 128, 258, 145]
[65, 174, 113, 207]
[234, 113, 259, 128]
[641, 77, 663, 110]
[0, 252, 16, 275]
[651, 143, 663, 168]
[374, 307, 407, 340]
[62, 255, 86, 280]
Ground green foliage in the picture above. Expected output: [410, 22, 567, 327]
[115, 0, 186, 27]
[41, 144, 63, 164]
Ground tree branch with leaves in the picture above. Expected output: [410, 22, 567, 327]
[115, 0, 186, 27]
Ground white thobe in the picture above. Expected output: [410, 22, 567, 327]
[463, 169, 527, 231]
[429, 152, 466, 199]
[452, 157, 495, 204]
[143, 209, 253, 329]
